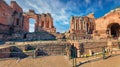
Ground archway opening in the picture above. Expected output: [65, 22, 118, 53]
[86, 23, 89, 33]
[29, 18, 36, 32]
[107, 23, 120, 38]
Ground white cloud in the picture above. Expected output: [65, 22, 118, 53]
[25, 0, 68, 23]
[5, 0, 72, 32]
[23, 0, 69, 32]
[98, 0, 103, 9]
[5, 0, 99, 33]
[85, 0, 91, 4]
[24, 0, 72, 30]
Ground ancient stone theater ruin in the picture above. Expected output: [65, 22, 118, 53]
[0, 0, 56, 41]
[67, 13, 95, 40]
[94, 8, 120, 39]
[1, 1, 120, 67]
[1, 0, 120, 41]
[67, 8, 120, 40]
[23, 10, 56, 33]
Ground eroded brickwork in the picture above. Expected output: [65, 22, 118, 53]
[68, 13, 95, 40]
[94, 8, 120, 39]
[23, 10, 56, 33]
[0, 0, 56, 41]
[0, 46, 11, 58]
[0, 0, 24, 40]
[68, 8, 120, 40]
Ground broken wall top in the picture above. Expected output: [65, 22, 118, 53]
[10, 1, 23, 12]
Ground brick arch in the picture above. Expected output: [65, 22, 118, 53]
[26, 12, 38, 21]
[107, 22, 120, 28]
[107, 23, 120, 38]
[23, 10, 56, 33]
[23, 10, 39, 32]
[105, 20, 120, 31]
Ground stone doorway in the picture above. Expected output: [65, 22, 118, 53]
[107, 23, 120, 38]
[29, 18, 36, 32]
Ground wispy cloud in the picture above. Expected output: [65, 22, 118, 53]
[17, 0, 73, 32]
[5, 0, 120, 33]
[85, 0, 91, 4]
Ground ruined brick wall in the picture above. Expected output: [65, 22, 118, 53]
[0, 24, 10, 34]
[0, 0, 24, 34]
[38, 13, 56, 33]
[10, 1, 24, 33]
[94, 8, 120, 38]
[68, 14, 95, 40]
[23, 15, 29, 32]
[23, 10, 37, 32]
[70, 15, 95, 34]
[3, 42, 71, 57]
[0, 46, 11, 58]
[0, 0, 25, 41]
[10, 1, 23, 12]
[71, 40, 120, 57]
[23, 10, 56, 33]
[69, 8, 120, 39]
[0, 1, 57, 41]
[0, 0, 13, 25]
[70, 41, 107, 57]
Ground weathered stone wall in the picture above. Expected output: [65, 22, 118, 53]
[78, 42, 107, 55]
[6, 42, 71, 57]
[0, 24, 10, 34]
[0, 0, 57, 41]
[94, 8, 120, 39]
[0, 0, 25, 41]
[71, 40, 119, 57]
[70, 14, 95, 34]
[25, 32, 56, 40]
[23, 10, 56, 33]
[0, 46, 11, 58]
[0, 0, 13, 25]
[68, 14, 95, 40]
[68, 8, 120, 39]
[0, 40, 119, 58]
[10, 1, 23, 12]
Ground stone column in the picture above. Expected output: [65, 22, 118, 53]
[78, 18, 80, 30]
[74, 19, 76, 30]
[79, 19, 81, 30]
[76, 20, 78, 30]
[38, 17, 42, 27]
[49, 18, 53, 28]
[81, 21, 83, 30]
[35, 18, 39, 32]
[83, 21, 84, 30]
[77, 19, 79, 30]
[78, 18, 79, 30]
[43, 20, 46, 28]
[48, 21, 52, 28]
[76, 19, 78, 30]
[84, 21, 86, 31]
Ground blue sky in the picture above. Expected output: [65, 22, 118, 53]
[5, 0, 120, 33]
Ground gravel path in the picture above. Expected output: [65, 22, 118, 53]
[80, 55, 120, 67]
[0, 56, 72, 67]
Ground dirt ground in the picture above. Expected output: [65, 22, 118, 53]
[0, 56, 72, 67]
[1, 55, 120, 67]
[80, 55, 120, 67]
